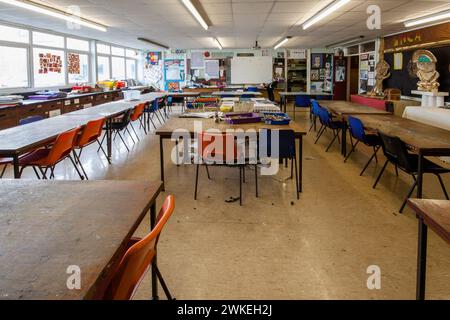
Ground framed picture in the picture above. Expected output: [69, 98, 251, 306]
[394, 52, 403, 70]
[311, 69, 319, 81]
[311, 54, 323, 68]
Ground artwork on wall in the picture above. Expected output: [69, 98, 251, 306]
[336, 66, 345, 82]
[144, 51, 163, 89]
[311, 69, 319, 81]
[39, 53, 62, 74]
[394, 52, 403, 70]
[311, 54, 323, 68]
[68, 53, 81, 74]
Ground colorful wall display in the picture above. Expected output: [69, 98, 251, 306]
[68, 53, 81, 74]
[310, 53, 333, 93]
[164, 59, 185, 90]
[38, 52, 62, 74]
[144, 51, 163, 89]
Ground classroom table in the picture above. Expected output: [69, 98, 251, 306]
[354, 114, 450, 201]
[167, 92, 201, 113]
[279, 92, 334, 114]
[407, 199, 450, 300]
[0, 179, 163, 300]
[64, 93, 166, 161]
[156, 117, 307, 194]
[318, 100, 391, 156]
[212, 91, 262, 97]
[0, 115, 103, 179]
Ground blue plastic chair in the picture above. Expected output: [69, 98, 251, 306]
[19, 115, 44, 126]
[315, 106, 344, 152]
[259, 129, 299, 199]
[241, 94, 253, 99]
[309, 100, 321, 132]
[247, 87, 258, 92]
[293, 95, 311, 120]
[144, 99, 164, 130]
[345, 116, 381, 176]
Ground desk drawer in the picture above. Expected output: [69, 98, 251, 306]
[0, 108, 18, 130]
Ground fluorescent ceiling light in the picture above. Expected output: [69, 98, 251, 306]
[138, 38, 170, 50]
[302, 0, 351, 30]
[181, 0, 209, 30]
[0, 0, 107, 32]
[404, 9, 450, 27]
[327, 35, 364, 48]
[274, 37, 291, 50]
[213, 38, 223, 50]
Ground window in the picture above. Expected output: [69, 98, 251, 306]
[67, 38, 89, 52]
[126, 59, 136, 79]
[97, 43, 110, 55]
[112, 57, 125, 80]
[97, 56, 110, 81]
[126, 49, 138, 59]
[0, 46, 28, 88]
[33, 31, 64, 48]
[111, 46, 125, 56]
[33, 48, 66, 87]
[68, 53, 89, 84]
[0, 25, 29, 43]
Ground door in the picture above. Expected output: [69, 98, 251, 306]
[348, 56, 360, 100]
[333, 55, 348, 100]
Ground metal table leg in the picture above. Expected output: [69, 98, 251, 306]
[416, 218, 428, 300]
[13, 155, 20, 179]
[106, 118, 113, 162]
[160, 136, 165, 191]
[298, 136, 303, 193]
[417, 153, 424, 198]
[341, 120, 347, 157]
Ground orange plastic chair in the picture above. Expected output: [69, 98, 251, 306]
[72, 118, 107, 180]
[19, 127, 84, 180]
[102, 195, 175, 300]
[195, 132, 257, 206]
[129, 103, 147, 140]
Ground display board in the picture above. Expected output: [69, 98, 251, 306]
[231, 56, 273, 84]
[384, 46, 450, 102]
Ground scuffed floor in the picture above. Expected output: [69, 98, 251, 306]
[9, 105, 450, 300]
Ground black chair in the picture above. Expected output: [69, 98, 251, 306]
[99, 109, 134, 153]
[373, 131, 450, 213]
[345, 116, 381, 176]
[315, 106, 344, 152]
[259, 129, 299, 199]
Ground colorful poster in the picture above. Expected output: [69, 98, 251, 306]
[39, 52, 62, 74]
[164, 59, 185, 90]
[68, 53, 80, 74]
[146, 52, 160, 66]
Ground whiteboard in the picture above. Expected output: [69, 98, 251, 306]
[231, 56, 273, 84]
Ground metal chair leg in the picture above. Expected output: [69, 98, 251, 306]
[0, 164, 7, 178]
[400, 177, 418, 213]
[98, 134, 107, 152]
[239, 166, 243, 206]
[373, 160, 389, 189]
[194, 164, 199, 200]
[436, 174, 449, 200]
[73, 150, 89, 180]
[31, 166, 41, 179]
[130, 123, 141, 142]
[68, 154, 85, 180]
[255, 164, 258, 198]
[38, 167, 48, 180]
[360, 146, 380, 176]
[294, 154, 299, 200]
[153, 263, 174, 300]
[117, 132, 130, 152]
[96, 139, 109, 162]
[205, 164, 212, 180]
[325, 130, 340, 152]
[344, 140, 359, 163]
[314, 125, 326, 144]
[126, 127, 136, 144]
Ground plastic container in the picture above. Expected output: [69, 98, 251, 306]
[123, 90, 141, 101]
[263, 112, 291, 125]
[224, 113, 262, 125]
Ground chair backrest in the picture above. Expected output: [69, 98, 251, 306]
[76, 118, 105, 148]
[104, 195, 175, 300]
[348, 116, 366, 142]
[46, 128, 80, 164]
[198, 132, 238, 163]
[247, 87, 258, 92]
[295, 95, 311, 108]
[149, 99, 159, 112]
[120, 109, 133, 126]
[130, 103, 146, 122]
[317, 106, 331, 126]
[19, 115, 44, 126]
[378, 131, 414, 172]
[259, 129, 295, 159]
[311, 100, 321, 116]
[167, 96, 173, 106]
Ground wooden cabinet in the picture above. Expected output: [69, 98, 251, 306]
[0, 108, 18, 130]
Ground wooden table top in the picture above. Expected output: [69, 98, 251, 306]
[212, 91, 262, 96]
[156, 117, 307, 138]
[318, 100, 391, 116]
[0, 180, 163, 300]
[0, 115, 102, 155]
[280, 92, 334, 97]
[354, 114, 450, 155]
[167, 92, 201, 97]
[408, 199, 450, 245]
